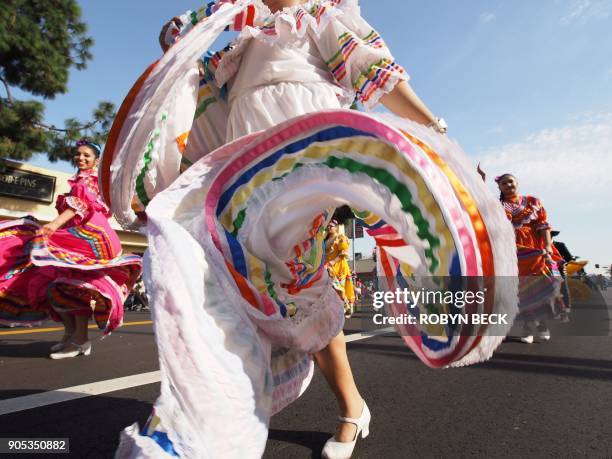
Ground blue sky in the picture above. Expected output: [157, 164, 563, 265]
[21, 0, 612, 273]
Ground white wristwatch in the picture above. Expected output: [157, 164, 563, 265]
[428, 117, 448, 134]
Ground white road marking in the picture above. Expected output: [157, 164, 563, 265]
[0, 328, 395, 416]
[344, 327, 395, 342]
[0, 371, 161, 416]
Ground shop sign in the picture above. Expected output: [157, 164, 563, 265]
[0, 163, 56, 203]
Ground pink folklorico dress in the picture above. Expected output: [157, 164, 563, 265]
[0, 169, 142, 333]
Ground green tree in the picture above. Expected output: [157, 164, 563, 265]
[0, 0, 115, 162]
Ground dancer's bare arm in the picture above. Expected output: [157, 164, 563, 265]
[541, 228, 553, 255]
[380, 81, 446, 133]
[41, 209, 77, 236]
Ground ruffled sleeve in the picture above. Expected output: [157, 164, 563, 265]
[161, 0, 258, 50]
[327, 235, 350, 262]
[57, 172, 111, 224]
[311, 0, 409, 109]
[336, 235, 350, 257]
[209, 0, 408, 108]
[62, 193, 89, 221]
[532, 197, 551, 232]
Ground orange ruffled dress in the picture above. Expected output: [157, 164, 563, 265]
[502, 195, 561, 275]
[503, 195, 566, 318]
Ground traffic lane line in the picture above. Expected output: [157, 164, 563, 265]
[0, 371, 161, 416]
[0, 321, 159, 399]
[0, 328, 396, 416]
[345, 327, 394, 342]
[0, 321, 153, 336]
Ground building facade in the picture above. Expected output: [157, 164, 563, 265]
[0, 159, 147, 254]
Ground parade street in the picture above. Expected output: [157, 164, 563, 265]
[1, 291, 612, 458]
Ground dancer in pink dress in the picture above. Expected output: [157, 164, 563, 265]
[0, 140, 142, 359]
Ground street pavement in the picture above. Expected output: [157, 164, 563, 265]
[1, 290, 611, 458]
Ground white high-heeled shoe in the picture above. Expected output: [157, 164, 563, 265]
[49, 341, 92, 360]
[49, 334, 73, 352]
[322, 402, 371, 459]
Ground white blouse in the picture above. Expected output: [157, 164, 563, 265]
[226, 32, 346, 140]
[193, 0, 410, 140]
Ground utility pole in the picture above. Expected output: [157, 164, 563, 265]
[351, 218, 356, 274]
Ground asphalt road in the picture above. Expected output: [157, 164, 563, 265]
[1, 291, 611, 458]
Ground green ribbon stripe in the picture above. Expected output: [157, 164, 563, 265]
[134, 128, 160, 207]
[226, 156, 442, 273]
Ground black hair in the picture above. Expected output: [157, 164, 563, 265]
[75, 139, 102, 158]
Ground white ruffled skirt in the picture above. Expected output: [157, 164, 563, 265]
[114, 108, 519, 458]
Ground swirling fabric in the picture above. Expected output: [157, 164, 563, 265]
[105, 1, 518, 457]
[113, 109, 518, 458]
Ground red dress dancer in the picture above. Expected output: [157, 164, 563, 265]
[0, 141, 142, 357]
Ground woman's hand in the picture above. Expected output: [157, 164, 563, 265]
[41, 209, 76, 237]
[159, 17, 183, 52]
[544, 245, 555, 265]
[41, 222, 60, 237]
[476, 163, 486, 182]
